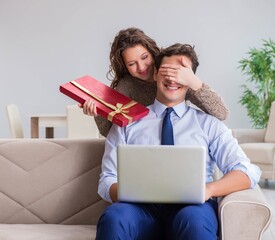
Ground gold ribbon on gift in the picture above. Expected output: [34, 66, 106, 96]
[70, 80, 137, 124]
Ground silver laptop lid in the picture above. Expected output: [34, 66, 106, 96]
[117, 145, 206, 204]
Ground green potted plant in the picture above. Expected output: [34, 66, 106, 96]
[239, 39, 275, 128]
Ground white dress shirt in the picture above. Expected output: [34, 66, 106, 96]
[98, 99, 262, 203]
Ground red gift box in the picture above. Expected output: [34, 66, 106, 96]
[60, 75, 149, 127]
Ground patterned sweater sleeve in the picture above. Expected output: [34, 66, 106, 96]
[185, 83, 229, 120]
[94, 115, 112, 138]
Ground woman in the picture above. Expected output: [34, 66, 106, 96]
[82, 27, 229, 137]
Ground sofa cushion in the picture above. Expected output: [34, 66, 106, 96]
[239, 143, 275, 164]
[0, 224, 96, 240]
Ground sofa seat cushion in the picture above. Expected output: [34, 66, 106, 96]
[0, 224, 96, 240]
[240, 143, 275, 164]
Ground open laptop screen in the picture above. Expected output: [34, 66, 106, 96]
[117, 145, 206, 204]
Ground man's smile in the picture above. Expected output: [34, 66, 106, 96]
[163, 81, 182, 91]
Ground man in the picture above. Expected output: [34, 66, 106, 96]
[96, 43, 261, 240]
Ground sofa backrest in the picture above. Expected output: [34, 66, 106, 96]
[264, 101, 275, 143]
[0, 138, 109, 225]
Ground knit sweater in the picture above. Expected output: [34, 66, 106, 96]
[95, 77, 229, 137]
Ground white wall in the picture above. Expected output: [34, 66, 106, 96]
[1, 0, 275, 138]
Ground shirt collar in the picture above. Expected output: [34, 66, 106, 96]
[153, 99, 188, 118]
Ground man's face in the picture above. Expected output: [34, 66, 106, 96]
[154, 55, 190, 107]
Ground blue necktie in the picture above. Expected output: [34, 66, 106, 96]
[161, 107, 174, 145]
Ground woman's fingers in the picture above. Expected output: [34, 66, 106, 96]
[181, 57, 192, 69]
[82, 99, 98, 116]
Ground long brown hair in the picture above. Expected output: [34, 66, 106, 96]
[108, 27, 160, 89]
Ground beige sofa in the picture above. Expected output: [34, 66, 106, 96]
[232, 128, 275, 180]
[232, 101, 275, 180]
[0, 138, 271, 240]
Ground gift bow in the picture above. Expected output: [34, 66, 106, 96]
[70, 80, 137, 124]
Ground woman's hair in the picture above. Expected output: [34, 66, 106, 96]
[155, 43, 199, 73]
[108, 27, 160, 88]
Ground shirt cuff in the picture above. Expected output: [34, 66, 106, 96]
[232, 162, 262, 188]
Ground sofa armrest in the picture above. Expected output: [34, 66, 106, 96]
[218, 184, 271, 240]
[231, 129, 266, 144]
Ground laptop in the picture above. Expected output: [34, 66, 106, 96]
[117, 145, 206, 204]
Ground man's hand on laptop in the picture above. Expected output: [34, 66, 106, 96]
[205, 183, 214, 201]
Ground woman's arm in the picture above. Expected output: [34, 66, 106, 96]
[94, 115, 112, 138]
[186, 83, 229, 120]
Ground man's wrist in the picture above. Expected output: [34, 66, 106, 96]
[109, 183, 118, 202]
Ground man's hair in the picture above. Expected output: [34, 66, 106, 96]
[155, 43, 199, 73]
